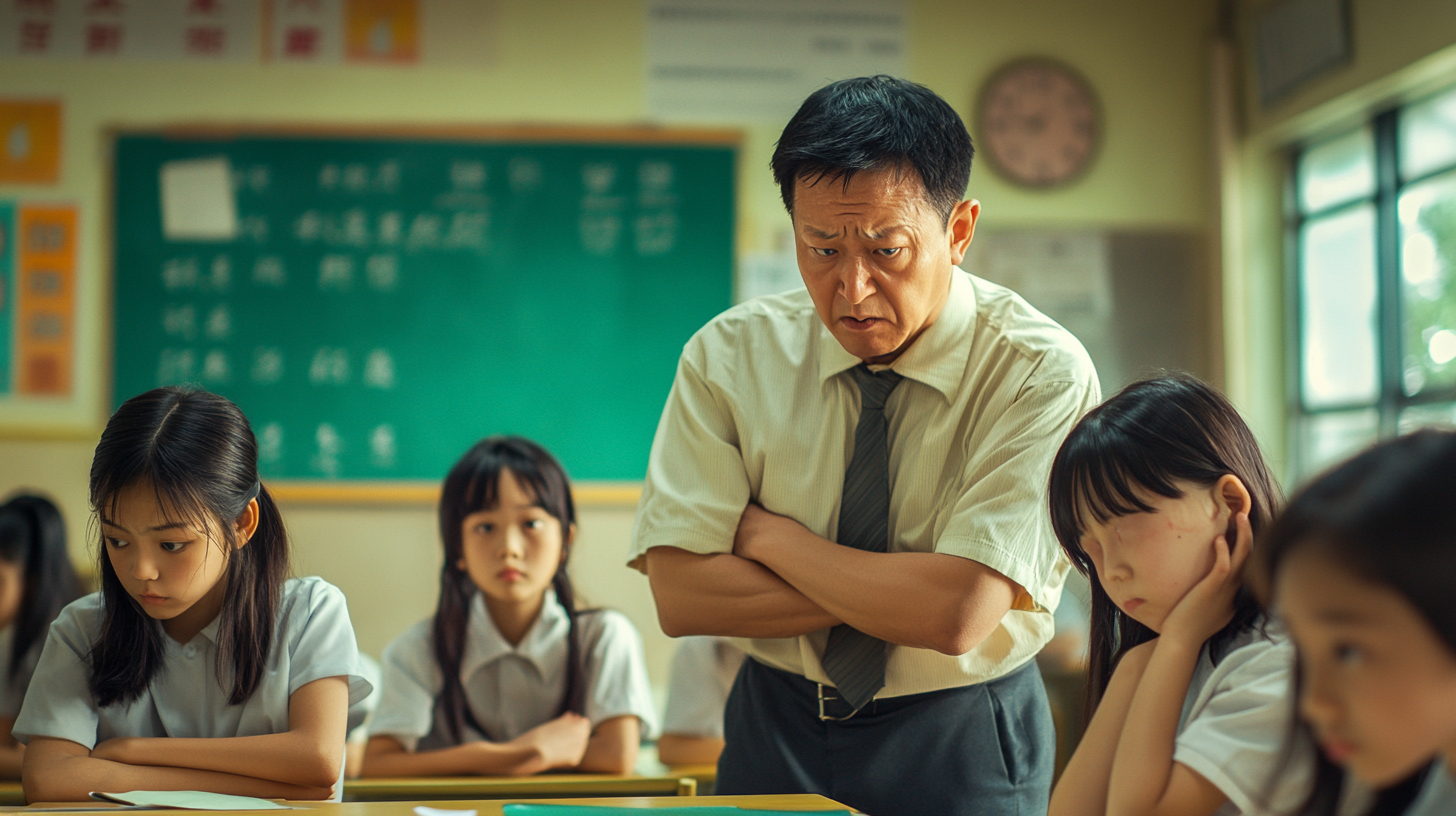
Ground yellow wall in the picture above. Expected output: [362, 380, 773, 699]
[0, 0, 1221, 693]
[1224, 0, 1456, 481]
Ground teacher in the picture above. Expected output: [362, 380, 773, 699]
[628, 76, 1099, 816]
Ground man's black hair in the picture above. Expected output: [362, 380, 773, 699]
[771, 75, 974, 224]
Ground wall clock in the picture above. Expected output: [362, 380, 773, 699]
[975, 57, 1100, 188]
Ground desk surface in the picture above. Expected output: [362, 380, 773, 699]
[342, 776, 694, 802]
[22, 794, 851, 813]
[0, 782, 19, 806]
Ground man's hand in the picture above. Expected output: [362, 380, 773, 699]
[732, 503, 798, 563]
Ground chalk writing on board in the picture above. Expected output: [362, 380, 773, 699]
[580, 162, 625, 256]
[444, 211, 489, 250]
[205, 305, 231, 340]
[363, 349, 395, 390]
[313, 422, 341, 477]
[238, 215, 269, 243]
[378, 212, 403, 245]
[163, 304, 196, 340]
[318, 255, 354, 291]
[370, 424, 397, 469]
[163, 257, 199, 290]
[253, 256, 286, 287]
[407, 213, 442, 249]
[508, 157, 541, 192]
[309, 348, 349, 385]
[259, 422, 283, 464]
[202, 350, 230, 383]
[296, 211, 323, 242]
[252, 347, 283, 384]
[365, 254, 398, 291]
[208, 255, 232, 291]
[451, 160, 486, 191]
[158, 348, 196, 384]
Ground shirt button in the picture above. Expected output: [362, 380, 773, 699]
[184, 646, 197, 658]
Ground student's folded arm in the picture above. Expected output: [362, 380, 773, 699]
[360, 734, 547, 777]
[645, 546, 840, 638]
[576, 715, 639, 775]
[0, 716, 25, 779]
[86, 676, 350, 791]
[22, 737, 332, 803]
[1049, 639, 1157, 816]
[656, 733, 725, 767]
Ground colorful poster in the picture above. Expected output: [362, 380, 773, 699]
[0, 0, 262, 62]
[343, 0, 417, 63]
[0, 204, 13, 394]
[269, 0, 342, 62]
[0, 99, 61, 185]
[15, 204, 76, 396]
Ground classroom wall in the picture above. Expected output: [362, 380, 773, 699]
[1224, 0, 1456, 482]
[0, 0, 1223, 697]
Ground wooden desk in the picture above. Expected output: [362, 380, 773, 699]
[23, 794, 852, 813]
[342, 776, 695, 802]
[0, 783, 20, 806]
[662, 766, 716, 796]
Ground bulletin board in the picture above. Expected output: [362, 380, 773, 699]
[111, 126, 737, 499]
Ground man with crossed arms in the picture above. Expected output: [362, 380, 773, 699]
[628, 76, 1100, 816]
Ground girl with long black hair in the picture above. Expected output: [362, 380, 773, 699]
[14, 387, 372, 802]
[1260, 430, 1456, 816]
[1046, 375, 1313, 816]
[0, 493, 83, 778]
[363, 436, 656, 777]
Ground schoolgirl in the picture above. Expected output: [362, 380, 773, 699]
[363, 436, 656, 777]
[14, 387, 372, 802]
[1046, 374, 1310, 816]
[0, 494, 84, 778]
[1260, 430, 1456, 816]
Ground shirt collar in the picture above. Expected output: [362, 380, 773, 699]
[816, 269, 978, 401]
[460, 588, 570, 680]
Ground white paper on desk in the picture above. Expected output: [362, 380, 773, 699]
[90, 791, 291, 810]
[159, 157, 238, 242]
[414, 807, 476, 816]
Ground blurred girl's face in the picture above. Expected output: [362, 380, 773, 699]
[458, 468, 573, 615]
[0, 559, 23, 630]
[1278, 546, 1456, 786]
[1077, 476, 1243, 633]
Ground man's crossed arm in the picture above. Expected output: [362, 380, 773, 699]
[645, 504, 1020, 656]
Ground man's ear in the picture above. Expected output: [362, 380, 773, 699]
[947, 199, 980, 266]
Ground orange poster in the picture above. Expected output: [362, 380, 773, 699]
[344, 0, 418, 63]
[0, 100, 61, 185]
[15, 205, 76, 396]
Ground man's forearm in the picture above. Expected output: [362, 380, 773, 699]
[745, 520, 1017, 655]
[645, 547, 840, 638]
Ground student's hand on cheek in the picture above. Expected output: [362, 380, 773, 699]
[1161, 512, 1253, 649]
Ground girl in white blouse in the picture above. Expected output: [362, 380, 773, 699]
[1260, 430, 1456, 816]
[1047, 375, 1311, 816]
[362, 436, 655, 777]
[15, 387, 371, 802]
[0, 494, 83, 778]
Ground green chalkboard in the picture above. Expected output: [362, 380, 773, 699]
[112, 129, 735, 482]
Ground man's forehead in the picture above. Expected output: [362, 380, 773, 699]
[801, 223, 912, 240]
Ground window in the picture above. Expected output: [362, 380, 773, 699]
[1293, 86, 1456, 478]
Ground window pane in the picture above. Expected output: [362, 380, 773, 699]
[1299, 127, 1376, 213]
[1299, 409, 1379, 479]
[1399, 402, 1456, 433]
[1301, 205, 1379, 408]
[1399, 170, 1456, 395]
[1400, 86, 1456, 180]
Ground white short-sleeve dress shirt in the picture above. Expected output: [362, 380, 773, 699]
[0, 625, 43, 720]
[662, 636, 745, 739]
[629, 270, 1101, 697]
[1173, 624, 1315, 815]
[12, 577, 372, 798]
[370, 590, 658, 751]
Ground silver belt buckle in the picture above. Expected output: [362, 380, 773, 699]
[817, 683, 861, 721]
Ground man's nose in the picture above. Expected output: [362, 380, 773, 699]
[838, 258, 875, 305]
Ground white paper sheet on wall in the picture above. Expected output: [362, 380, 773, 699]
[646, 0, 907, 122]
[160, 157, 238, 242]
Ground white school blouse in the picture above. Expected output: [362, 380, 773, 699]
[661, 636, 744, 739]
[629, 270, 1100, 697]
[370, 590, 658, 751]
[1173, 624, 1314, 816]
[12, 577, 373, 747]
[0, 625, 43, 720]
[1406, 762, 1456, 816]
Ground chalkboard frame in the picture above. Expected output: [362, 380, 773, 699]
[108, 123, 741, 506]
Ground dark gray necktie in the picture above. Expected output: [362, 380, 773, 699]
[819, 363, 903, 711]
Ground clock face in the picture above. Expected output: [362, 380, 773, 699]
[976, 58, 1100, 188]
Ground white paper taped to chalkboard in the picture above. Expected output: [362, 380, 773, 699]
[160, 157, 238, 241]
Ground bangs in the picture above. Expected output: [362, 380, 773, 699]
[1050, 419, 1189, 559]
[450, 439, 571, 526]
[95, 459, 223, 544]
